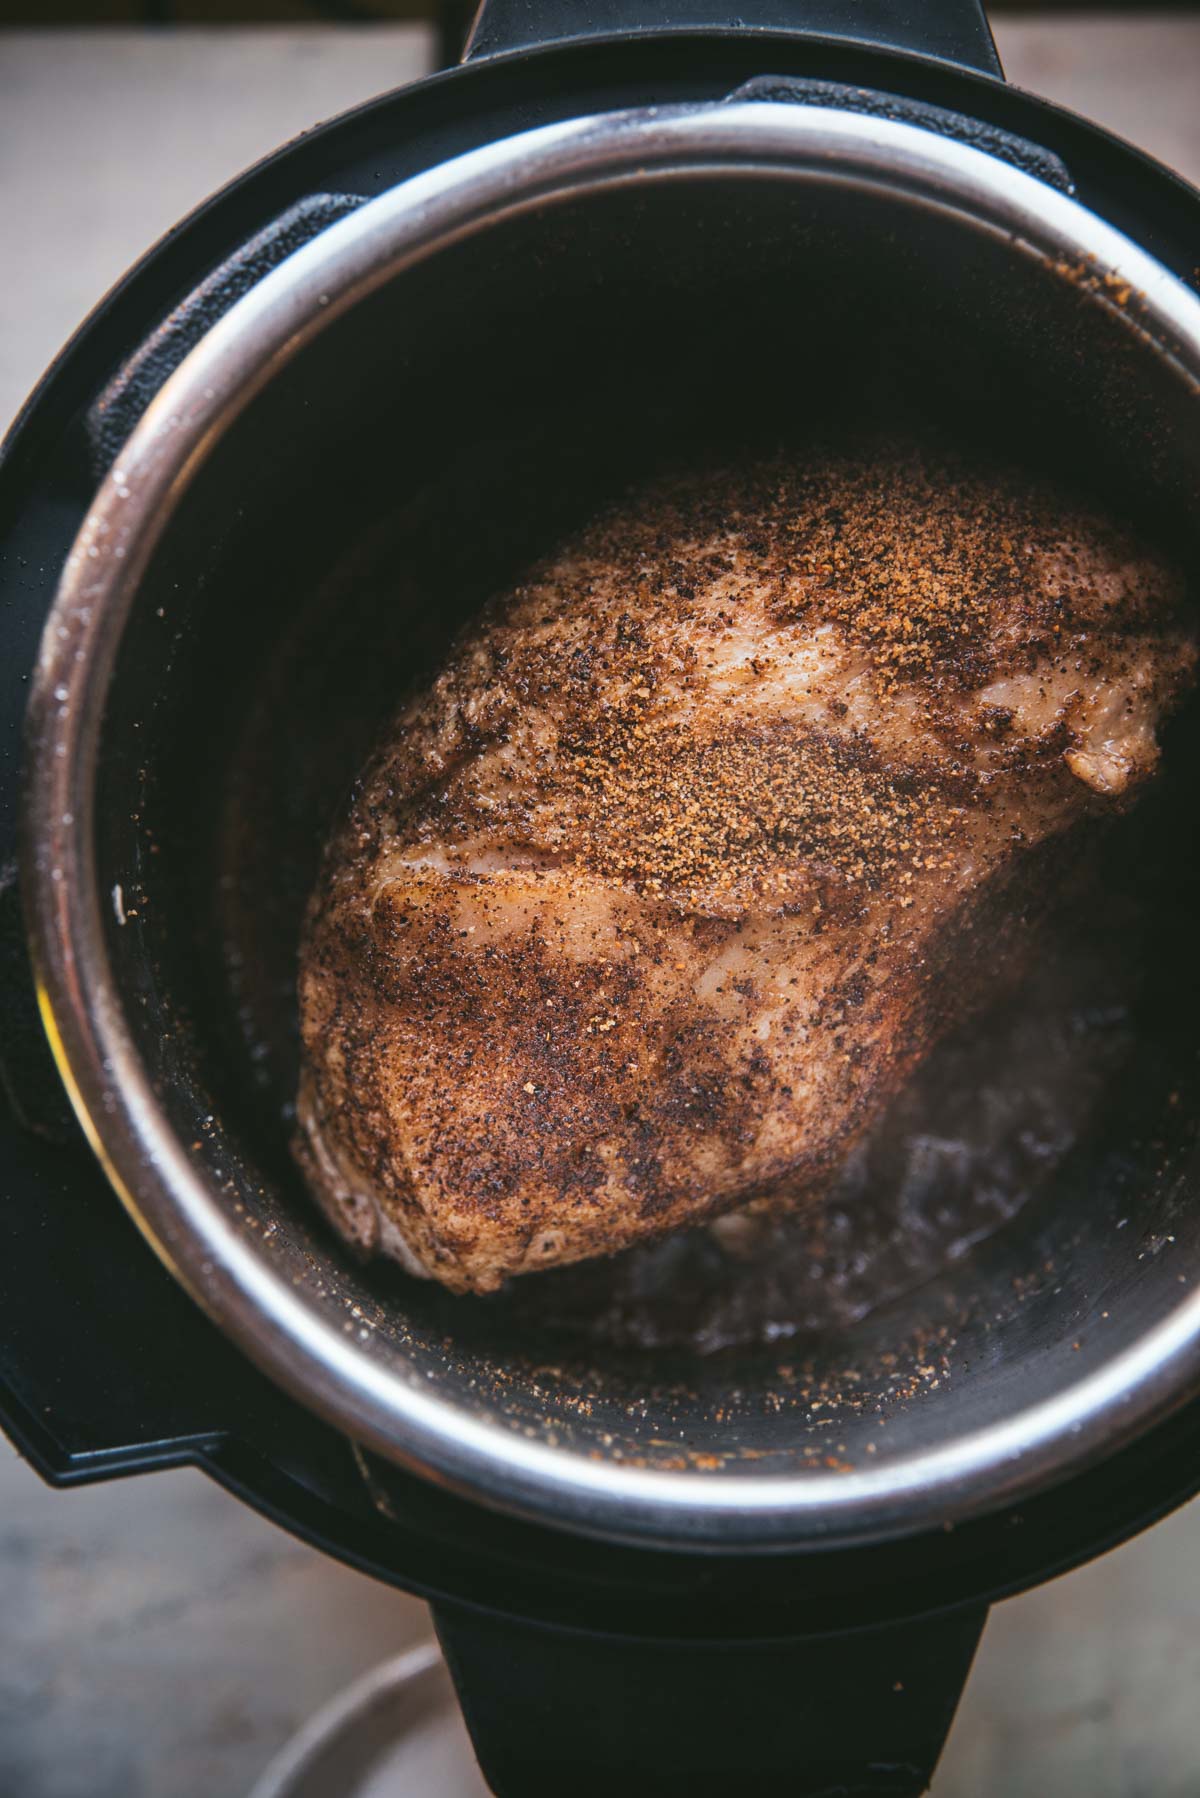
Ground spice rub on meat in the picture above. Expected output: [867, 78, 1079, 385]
[296, 443, 1196, 1293]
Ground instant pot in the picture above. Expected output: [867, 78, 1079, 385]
[3, 2, 1200, 1792]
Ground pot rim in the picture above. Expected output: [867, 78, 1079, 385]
[23, 96, 1200, 1551]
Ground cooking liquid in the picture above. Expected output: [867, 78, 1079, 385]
[496, 893, 1138, 1353]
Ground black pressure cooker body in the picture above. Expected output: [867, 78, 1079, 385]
[4, 4, 1200, 1794]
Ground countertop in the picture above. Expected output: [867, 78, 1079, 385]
[2, 17, 1199, 1796]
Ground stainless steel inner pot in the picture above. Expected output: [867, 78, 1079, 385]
[23, 97, 1200, 1549]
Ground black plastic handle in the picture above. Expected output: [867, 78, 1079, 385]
[726, 74, 1072, 192]
[435, 1600, 986, 1797]
[462, 0, 1002, 79]
[85, 191, 364, 477]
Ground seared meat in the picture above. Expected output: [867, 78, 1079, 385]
[297, 444, 1195, 1292]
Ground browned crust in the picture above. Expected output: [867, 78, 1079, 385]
[297, 443, 1195, 1292]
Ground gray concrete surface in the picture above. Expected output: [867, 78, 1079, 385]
[2, 17, 1199, 1797]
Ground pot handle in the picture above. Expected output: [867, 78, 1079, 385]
[460, 0, 1002, 78]
[84, 191, 365, 477]
[435, 1600, 986, 1797]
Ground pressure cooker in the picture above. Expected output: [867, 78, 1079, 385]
[3, 2, 1200, 1792]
